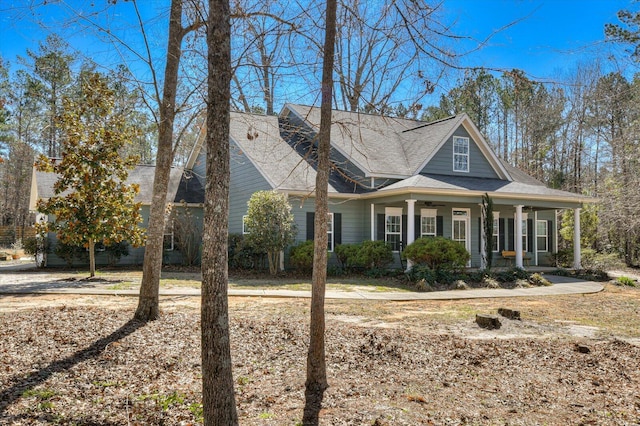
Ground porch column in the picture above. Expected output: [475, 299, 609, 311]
[515, 205, 524, 269]
[533, 211, 538, 266]
[405, 199, 417, 270]
[370, 203, 375, 241]
[573, 207, 582, 269]
[479, 203, 486, 270]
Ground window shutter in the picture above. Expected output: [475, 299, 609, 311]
[507, 218, 514, 251]
[306, 212, 315, 240]
[376, 214, 385, 241]
[334, 213, 342, 246]
[436, 216, 443, 237]
[499, 218, 505, 252]
[548, 219, 553, 252]
[414, 215, 421, 240]
[527, 219, 534, 252]
[402, 214, 407, 249]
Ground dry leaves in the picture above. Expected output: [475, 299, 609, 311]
[0, 298, 639, 425]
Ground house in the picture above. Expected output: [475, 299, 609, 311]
[186, 104, 592, 270]
[29, 163, 187, 266]
[31, 104, 592, 269]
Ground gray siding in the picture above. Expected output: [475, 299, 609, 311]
[421, 126, 499, 179]
[229, 139, 274, 235]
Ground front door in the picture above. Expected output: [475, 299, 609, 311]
[452, 208, 471, 265]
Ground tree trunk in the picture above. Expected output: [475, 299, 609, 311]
[135, 0, 184, 322]
[303, 0, 336, 424]
[201, 0, 237, 424]
[88, 238, 96, 278]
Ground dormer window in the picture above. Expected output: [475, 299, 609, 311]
[453, 136, 469, 172]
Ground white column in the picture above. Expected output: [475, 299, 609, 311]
[405, 199, 417, 270]
[515, 205, 524, 269]
[573, 207, 582, 270]
[479, 203, 486, 270]
[370, 203, 375, 241]
[279, 250, 285, 271]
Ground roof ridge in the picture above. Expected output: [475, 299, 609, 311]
[401, 115, 458, 133]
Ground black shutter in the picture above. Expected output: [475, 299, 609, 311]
[507, 218, 514, 251]
[306, 212, 315, 240]
[402, 215, 407, 249]
[499, 218, 505, 252]
[527, 219, 534, 252]
[478, 217, 482, 252]
[436, 216, 444, 237]
[414, 215, 421, 240]
[376, 214, 385, 241]
[548, 219, 553, 252]
[334, 213, 342, 246]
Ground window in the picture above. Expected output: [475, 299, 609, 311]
[242, 215, 249, 234]
[420, 209, 437, 237]
[537, 220, 548, 252]
[327, 213, 334, 252]
[163, 220, 174, 251]
[385, 207, 402, 251]
[492, 212, 500, 252]
[517, 213, 528, 252]
[453, 136, 469, 172]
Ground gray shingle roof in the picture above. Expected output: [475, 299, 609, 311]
[285, 104, 466, 177]
[33, 164, 184, 205]
[229, 111, 337, 193]
[378, 173, 587, 202]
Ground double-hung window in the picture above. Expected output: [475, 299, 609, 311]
[420, 209, 437, 237]
[521, 214, 528, 252]
[385, 207, 402, 251]
[242, 215, 250, 234]
[492, 212, 500, 252]
[163, 220, 174, 251]
[536, 220, 548, 252]
[453, 136, 469, 172]
[327, 213, 334, 252]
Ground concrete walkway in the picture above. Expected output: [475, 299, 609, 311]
[0, 262, 604, 301]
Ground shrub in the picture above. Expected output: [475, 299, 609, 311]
[53, 241, 87, 267]
[615, 276, 637, 287]
[495, 267, 529, 283]
[334, 243, 363, 271]
[403, 237, 470, 271]
[228, 234, 263, 270]
[528, 273, 551, 286]
[104, 241, 129, 266]
[356, 240, 393, 269]
[289, 240, 315, 272]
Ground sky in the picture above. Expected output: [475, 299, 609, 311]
[0, 0, 636, 93]
[442, 0, 633, 80]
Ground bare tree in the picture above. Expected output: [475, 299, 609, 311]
[201, 0, 238, 423]
[303, 0, 336, 423]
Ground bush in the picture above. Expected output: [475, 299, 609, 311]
[289, 240, 315, 272]
[104, 241, 129, 266]
[334, 243, 363, 271]
[228, 234, 263, 270]
[615, 276, 637, 287]
[403, 237, 470, 271]
[53, 241, 88, 267]
[356, 240, 393, 269]
[494, 267, 529, 283]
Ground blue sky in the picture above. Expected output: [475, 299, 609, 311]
[443, 0, 632, 79]
[0, 1, 635, 90]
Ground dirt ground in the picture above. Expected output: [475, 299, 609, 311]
[1, 284, 639, 425]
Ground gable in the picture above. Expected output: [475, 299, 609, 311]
[420, 124, 500, 179]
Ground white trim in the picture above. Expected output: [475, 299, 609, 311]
[385, 207, 403, 252]
[420, 208, 437, 237]
[242, 215, 250, 235]
[492, 212, 500, 252]
[412, 114, 512, 180]
[453, 136, 470, 173]
[451, 208, 471, 265]
[327, 212, 334, 252]
[515, 205, 524, 268]
[370, 203, 375, 240]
